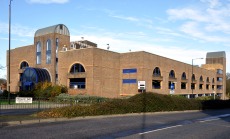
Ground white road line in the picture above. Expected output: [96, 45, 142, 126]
[199, 118, 220, 123]
[198, 113, 230, 123]
[139, 125, 183, 135]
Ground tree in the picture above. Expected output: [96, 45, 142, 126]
[226, 73, 230, 98]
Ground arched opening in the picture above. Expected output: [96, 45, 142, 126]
[152, 67, 162, 89]
[191, 74, 196, 90]
[36, 41, 41, 64]
[199, 76, 203, 89]
[21, 68, 51, 91]
[168, 70, 176, 89]
[69, 63, 86, 89]
[46, 39, 51, 64]
[20, 61, 29, 69]
[181, 72, 187, 89]
[206, 77, 210, 90]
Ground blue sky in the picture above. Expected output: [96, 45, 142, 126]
[0, 0, 230, 78]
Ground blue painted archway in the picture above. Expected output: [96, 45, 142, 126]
[21, 67, 51, 91]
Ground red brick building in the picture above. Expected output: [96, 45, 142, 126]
[7, 24, 226, 99]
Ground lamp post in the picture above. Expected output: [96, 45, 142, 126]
[191, 58, 203, 98]
[8, 0, 12, 104]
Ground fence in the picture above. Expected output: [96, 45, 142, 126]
[0, 97, 76, 110]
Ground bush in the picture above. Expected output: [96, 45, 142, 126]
[15, 82, 68, 99]
[37, 92, 203, 118]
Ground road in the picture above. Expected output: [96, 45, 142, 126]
[0, 109, 229, 139]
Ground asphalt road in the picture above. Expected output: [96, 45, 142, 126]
[0, 109, 229, 139]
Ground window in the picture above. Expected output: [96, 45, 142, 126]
[123, 68, 137, 74]
[181, 82, 186, 89]
[46, 39, 51, 64]
[69, 78, 85, 89]
[69, 63, 86, 89]
[192, 74, 196, 81]
[122, 79, 137, 84]
[169, 70, 175, 78]
[70, 63, 85, 74]
[56, 38, 59, 58]
[152, 80, 161, 89]
[181, 72, 186, 80]
[168, 82, 175, 89]
[153, 67, 161, 76]
[36, 41, 41, 64]
[217, 77, 223, 82]
[217, 69, 223, 74]
[200, 76, 203, 82]
[20, 61, 29, 69]
[206, 77, 210, 83]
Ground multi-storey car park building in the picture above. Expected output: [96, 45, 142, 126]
[7, 24, 226, 99]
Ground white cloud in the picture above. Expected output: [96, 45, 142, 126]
[167, 8, 209, 22]
[26, 0, 69, 4]
[180, 21, 229, 42]
[0, 22, 35, 37]
[200, 0, 222, 8]
[70, 34, 206, 67]
[166, 0, 230, 44]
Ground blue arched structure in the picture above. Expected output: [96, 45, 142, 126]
[22, 67, 51, 91]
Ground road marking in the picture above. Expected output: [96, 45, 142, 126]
[198, 114, 230, 123]
[139, 125, 183, 135]
[199, 118, 220, 123]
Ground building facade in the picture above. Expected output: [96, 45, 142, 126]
[7, 24, 226, 99]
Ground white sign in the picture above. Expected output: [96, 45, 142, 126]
[170, 90, 175, 94]
[16, 97, 33, 104]
[138, 81, 146, 90]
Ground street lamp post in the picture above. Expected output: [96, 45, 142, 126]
[8, 0, 12, 104]
[191, 58, 203, 98]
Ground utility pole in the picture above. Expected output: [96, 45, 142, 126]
[8, 0, 13, 104]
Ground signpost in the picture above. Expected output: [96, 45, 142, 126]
[138, 81, 146, 93]
[16, 97, 33, 103]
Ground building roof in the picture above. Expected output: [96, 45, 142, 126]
[206, 51, 226, 58]
[34, 24, 70, 37]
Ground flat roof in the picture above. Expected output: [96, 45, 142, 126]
[206, 51, 226, 58]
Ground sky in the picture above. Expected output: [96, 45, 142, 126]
[0, 0, 230, 78]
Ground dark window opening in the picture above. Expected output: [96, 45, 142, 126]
[169, 70, 175, 78]
[168, 82, 175, 89]
[153, 67, 161, 76]
[181, 82, 186, 89]
[60, 25, 63, 30]
[191, 83, 195, 89]
[181, 72, 186, 80]
[192, 74, 195, 81]
[212, 85, 215, 90]
[70, 63, 85, 74]
[200, 76, 203, 82]
[69, 78, 86, 89]
[206, 77, 210, 83]
[217, 85, 222, 90]
[152, 80, 161, 89]
[199, 84, 203, 89]
[206, 84, 209, 90]
[20, 61, 29, 69]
